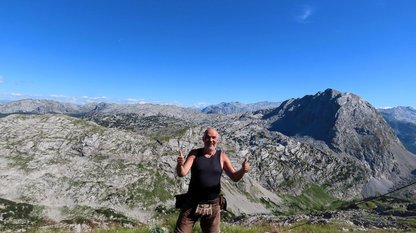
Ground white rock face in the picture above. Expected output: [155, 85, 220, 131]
[0, 114, 157, 222]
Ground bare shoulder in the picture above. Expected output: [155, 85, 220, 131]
[220, 151, 229, 159]
[220, 151, 231, 163]
[220, 151, 235, 172]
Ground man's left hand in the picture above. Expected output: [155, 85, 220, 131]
[242, 157, 250, 173]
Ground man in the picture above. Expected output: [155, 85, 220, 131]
[175, 127, 250, 233]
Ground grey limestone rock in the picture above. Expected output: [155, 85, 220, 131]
[1, 89, 415, 226]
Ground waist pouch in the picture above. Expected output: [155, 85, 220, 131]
[195, 204, 213, 216]
[219, 194, 227, 211]
[175, 193, 227, 210]
[175, 193, 188, 209]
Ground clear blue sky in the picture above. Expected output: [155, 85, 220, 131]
[0, 0, 415, 108]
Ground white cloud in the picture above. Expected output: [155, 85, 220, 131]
[49, 94, 66, 98]
[125, 98, 148, 104]
[49, 94, 79, 103]
[295, 5, 314, 23]
[81, 96, 108, 103]
[0, 75, 4, 84]
[193, 102, 210, 109]
[49, 95, 111, 104]
[0, 92, 27, 102]
[11, 92, 24, 96]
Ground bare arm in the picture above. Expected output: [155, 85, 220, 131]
[176, 149, 196, 177]
[222, 152, 250, 182]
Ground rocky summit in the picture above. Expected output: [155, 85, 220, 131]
[263, 89, 416, 197]
[0, 89, 415, 230]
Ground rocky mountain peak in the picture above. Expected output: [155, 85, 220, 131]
[317, 88, 343, 98]
[91, 102, 114, 112]
[263, 88, 389, 147]
[263, 89, 416, 195]
[263, 88, 345, 143]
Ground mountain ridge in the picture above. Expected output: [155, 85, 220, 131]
[201, 101, 282, 114]
[1, 88, 415, 229]
[262, 88, 416, 196]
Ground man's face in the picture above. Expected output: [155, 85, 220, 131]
[203, 129, 218, 150]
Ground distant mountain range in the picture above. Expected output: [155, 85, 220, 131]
[0, 89, 415, 229]
[0, 99, 203, 119]
[0, 98, 282, 116]
[379, 106, 416, 154]
[201, 101, 281, 114]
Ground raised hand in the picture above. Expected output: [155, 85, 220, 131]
[242, 157, 250, 173]
[177, 146, 185, 166]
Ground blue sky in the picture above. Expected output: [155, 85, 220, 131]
[0, 0, 415, 108]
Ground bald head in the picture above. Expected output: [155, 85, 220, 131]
[202, 127, 219, 150]
[203, 127, 218, 139]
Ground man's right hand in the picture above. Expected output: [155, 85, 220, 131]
[177, 149, 184, 166]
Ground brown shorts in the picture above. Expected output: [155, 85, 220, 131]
[174, 198, 221, 233]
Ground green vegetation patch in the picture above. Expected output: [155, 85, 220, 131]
[0, 197, 45, 230]
[398, 216, 416, 229]
[124, 170, 175, 207]
[61, 205, 137, 226]
[284, 184, 346, 213]
[8, 154, 34, 172]
[94, 208, 135, 225]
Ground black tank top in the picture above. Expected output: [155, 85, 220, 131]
[187, 148, 223, 201]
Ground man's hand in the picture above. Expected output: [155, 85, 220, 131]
[177, 148, 185, 166]
[242, 157, 250, 173]
[177, 148, 194, 177]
